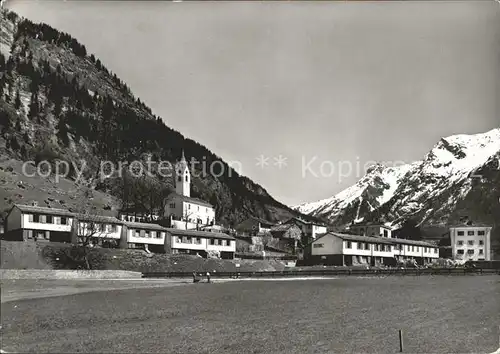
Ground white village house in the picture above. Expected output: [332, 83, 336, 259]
[449, 224, 492, 261]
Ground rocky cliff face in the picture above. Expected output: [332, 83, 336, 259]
[0, 10, 313, 225]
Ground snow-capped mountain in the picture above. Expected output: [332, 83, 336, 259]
[295, 128, 500, 229]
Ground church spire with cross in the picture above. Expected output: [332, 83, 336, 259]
[175, 150, 190, 197]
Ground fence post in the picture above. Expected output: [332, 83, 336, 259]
[399, 329, 404, 352]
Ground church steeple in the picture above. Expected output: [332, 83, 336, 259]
[175, 150, 190, 197]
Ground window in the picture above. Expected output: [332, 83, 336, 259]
[412, 246, 415, 252]
[467, 240, 474, 246]
[197, 206, 199, 211]
[467, 231, 475, 236]
[374, 244, 379, 251]
[186, 236, 192, 243]
[135, 230, 140, 238]
[27, 214, 34, 222]
[346, 241, 352, 249]
[185, 175, 188, 182]
[478, 231, 485, 236]
[467, 249, 474, 255]
[195, 237, 201, 244]
[457, 241, 463, 246]
[46, 215, 53, 224]
[210, 239, 215, 245]
[158, 232, 164, 239]
[226, 240, 231, 246]
[26, 230, 33, 239]
[177, 176, 181, 182]
[424, 247, 427, 253]
[479, 240, 484, 246]
[110, 224, 117, 233]
[365, 243, 370, 250]
[151, 231, 156, 238]
[383, 230, 388, 237]
[434, 249, 437, 254]
[169, 203, 175, 208]
[479, 249, 484, 255]
[457, 249, 464, 255]
[33, 214, 40, 222]
[61, 217, 67, 225]
[218, 239, 223, 246]
[357, 243, 362, 250]
[457, 231, 464, 236]
[54, 216, 60, 225]
[313, 243, 324, 248]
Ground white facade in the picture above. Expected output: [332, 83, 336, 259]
[165, 195, 216, 226]
[77, 220, 122, 240]
[450, 226, 492, 261]
[310, 233, 439, 264]
[349, 224, 393, 238]
[171, 234, 235, 254]
[287, 217, 328, 240]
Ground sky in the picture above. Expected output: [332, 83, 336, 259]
[6, 0, 500, 207]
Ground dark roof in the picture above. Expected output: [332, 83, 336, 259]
[124, 221, 166, 231]
[286, 217, 328, 227]
[166, 193, 213, 208]
[76, 214, 122, 224]
[165, 228, 235, 240]
[13, 204, 74, 217]
[326, 233, 394, 245]
[314, 232, 437, 247]
[350, 223, 392, 230]
[270, 223, 299, 232]
[388, 238, 438, 247]
[449, 223, 492, 228]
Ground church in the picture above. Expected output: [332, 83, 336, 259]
[163, 152, 216, 230]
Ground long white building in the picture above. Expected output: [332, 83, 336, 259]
[3, 203, 236, 258]
[307, 232, 439, 266]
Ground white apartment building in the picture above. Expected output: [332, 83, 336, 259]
[76, 214, 124, 247]
[169, 228, 236, 259]
[4, 203, 76, 242]
[307, 232, 439, 266]
[125, 221, 168, 253]
[449, 225, 492, 261]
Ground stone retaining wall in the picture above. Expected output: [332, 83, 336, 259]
[0, 269, 142, 279]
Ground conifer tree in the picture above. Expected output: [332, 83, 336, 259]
[14, 90, 21, 109]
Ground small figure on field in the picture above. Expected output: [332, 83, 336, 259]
[206, 271, 211, 283]
[192, 272, 200, 283]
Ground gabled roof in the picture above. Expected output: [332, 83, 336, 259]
[286, 216, 328, 227]
[124, 221, 166, 231]
[270, 223, 300, 232]
[12, 204, 74, 217]
[324, 232, 394, 245]
[388, 238, 438, 247]
[165, 228, 235, 240]
[76, 214, 122, 224]
[449, 223, 492, 228]
[166, 193, 213, 208]
[313, 232, 438, 247]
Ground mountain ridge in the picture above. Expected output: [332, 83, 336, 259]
[0, 9, 320, 226]
[295, 127, 500, 256]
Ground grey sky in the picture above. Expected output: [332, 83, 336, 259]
[8, 0, 500, 206]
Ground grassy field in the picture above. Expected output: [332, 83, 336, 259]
[1, 276, 499, 353]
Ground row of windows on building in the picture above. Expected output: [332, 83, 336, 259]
[131, 230, 164, 239]
[457, 249, 484, 255]
[28, 213, 69, 225]
[344, 242, 391, 252]
[321, 241, 439, 253]
[355, 229, 390, 237]
[457, 240, 484, 246]
[168, 203, 210, 213]
[457, 230, 486, 236]
[175, 236, 232, 246]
